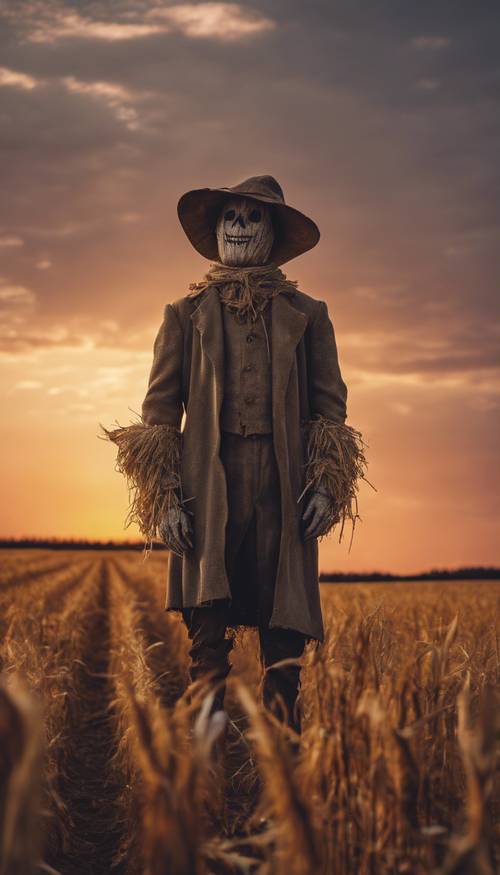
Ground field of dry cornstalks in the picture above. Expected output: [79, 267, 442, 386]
[0, 549, 498, 875]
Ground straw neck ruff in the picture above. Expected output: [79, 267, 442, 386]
[188, 262, 298, 323]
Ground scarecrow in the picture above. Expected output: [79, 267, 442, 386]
[103, 175, 372, 734]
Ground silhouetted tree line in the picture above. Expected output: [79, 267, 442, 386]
[0, 537, 166, 552]
[0, 539, 498, 580]
[320, 567, 500, 582]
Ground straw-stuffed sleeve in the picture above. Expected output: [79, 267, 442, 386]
[100, 304, 184, 547]
[304, 301, 373, 546]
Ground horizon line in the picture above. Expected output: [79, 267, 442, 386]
[0, 537, 498, 579]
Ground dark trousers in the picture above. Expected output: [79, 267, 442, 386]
[182, 432, 307, 733]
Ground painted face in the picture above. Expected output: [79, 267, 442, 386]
[216, 197, 274, 266]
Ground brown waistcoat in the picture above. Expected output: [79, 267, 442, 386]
[220, 305, 273, 436]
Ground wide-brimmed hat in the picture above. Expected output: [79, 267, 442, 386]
[177, 174, 320, 266]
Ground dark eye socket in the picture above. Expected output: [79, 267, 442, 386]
[224, 209, 236, 221]
[249, 209, 261, 223]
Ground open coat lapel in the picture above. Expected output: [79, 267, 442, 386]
[190, 287, 225, 391]
[271, 293, 308, 411]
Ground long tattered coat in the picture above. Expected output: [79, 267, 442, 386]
[140, 284, 349, 643]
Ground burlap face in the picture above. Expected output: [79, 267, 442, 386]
[216, 196, 274, 266]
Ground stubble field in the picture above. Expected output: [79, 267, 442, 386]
[0, 549, 499, 875]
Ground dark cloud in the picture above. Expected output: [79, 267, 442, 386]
[0, 0, 499, 392]
[346, 325, 500, 378]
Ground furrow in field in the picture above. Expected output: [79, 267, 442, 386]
[107, 558, 243, 875]
[0, 548, 56, 573]
[1, 559, 126, 874]
[1, 560, 107, 868]
[113, 550, 168, 610]
[0, 549, 49, 580]
[0, 557, 94, 656]
[0, 555, 74, 593]
[39, 558, 125, 875]
[111, 555, 189, 706]
[107, 558, 188, 875]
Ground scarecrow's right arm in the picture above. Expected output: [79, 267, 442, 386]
[303, 300, 373, 545]
[101, 304, 185, 550]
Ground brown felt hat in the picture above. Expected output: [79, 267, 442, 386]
[177, 174, 320, 266]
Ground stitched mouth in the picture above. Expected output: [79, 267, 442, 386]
[225, 234, 253, 245]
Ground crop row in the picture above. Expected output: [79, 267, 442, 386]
[0, 555, 499, 875]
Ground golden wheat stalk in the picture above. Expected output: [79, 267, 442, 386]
[107, 563, 240, 875]
[0, 677, 44, 875]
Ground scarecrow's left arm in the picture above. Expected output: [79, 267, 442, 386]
[304, 300, 372, 544]
[101, 303, 184, 549]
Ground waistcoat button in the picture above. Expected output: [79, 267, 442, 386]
[246, 333, 255, 343]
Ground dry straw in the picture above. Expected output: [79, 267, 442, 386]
[301, 415, 377, 550]
[436, 675, 498, 875]
[100, 418, 182, 551]
[188, 262, 298, 323]
[0, 678, 44, 875]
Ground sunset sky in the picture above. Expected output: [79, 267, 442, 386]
[1, 1, 499, 573]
